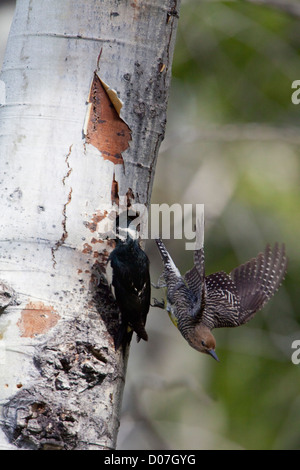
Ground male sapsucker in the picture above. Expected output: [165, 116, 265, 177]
[108, 215, 150, 350]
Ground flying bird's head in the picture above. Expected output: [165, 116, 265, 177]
[188, 324, 219, 361]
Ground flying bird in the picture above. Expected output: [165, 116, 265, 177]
[154, 239, 287, 361]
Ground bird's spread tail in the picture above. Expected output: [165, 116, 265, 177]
[155, 238, 171, 263]
[114, 323, 132, 352]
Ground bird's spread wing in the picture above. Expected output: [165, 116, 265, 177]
[184, 248, 206, 316]
[184, 248, 205, 295]
[203, 244, 287, 329]
[155, 238, 181, 277]
[230, 243, 287, 324]
[194, 247, 205, 279]
[203, 271, 241, 328]
[184, 266, 202, 297]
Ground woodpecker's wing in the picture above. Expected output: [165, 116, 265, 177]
[202, 271, 241, 328]
[183, 247, 206, 316]
[203, 243, 287, 329]
[184, 266, 202, 296]
[229, 243, 287, 325]
[184, 248, 205, 296]
[194, 247, 205, 279]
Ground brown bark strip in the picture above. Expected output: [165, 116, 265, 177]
[17, 302, 60, 338]
[111, 173, 119, 206]
[84, 72, 132, 165]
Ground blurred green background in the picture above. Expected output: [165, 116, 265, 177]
[1, 0, 300, 450]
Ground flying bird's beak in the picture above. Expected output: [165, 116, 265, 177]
[208, 349, 220, 362]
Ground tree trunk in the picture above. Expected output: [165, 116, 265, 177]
[0, 0, 180, 450]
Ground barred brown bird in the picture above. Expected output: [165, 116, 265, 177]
[154, 239, 287, 361]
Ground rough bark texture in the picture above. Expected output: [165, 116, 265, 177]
[0, 0, 180, 450]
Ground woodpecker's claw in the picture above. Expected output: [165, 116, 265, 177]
[151, 275, 167, 289]
[151, 298, 165, 309]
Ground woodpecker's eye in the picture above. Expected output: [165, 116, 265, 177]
[201, 340, 206, 347]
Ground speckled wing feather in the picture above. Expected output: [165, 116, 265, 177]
[202, 244, 287, 329]
[230, 243, 287, 325]
[184, 247, 206, 316]
[202, 271, 241, 328]
[184, 249, 204, 293]
[194, 247, 205, 279]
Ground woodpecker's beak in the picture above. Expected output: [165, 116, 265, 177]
[208, 349, 219, 362]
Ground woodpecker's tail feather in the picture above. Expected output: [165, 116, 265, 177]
[155, 238, 181, 278]
[114, 319, 148, 353]
[184, 246, 206, 298]
[193, 248, 205, 280]
[114, 323, 133, 353]
[136, 328, 148, 343]
[230, 243, 288, 323]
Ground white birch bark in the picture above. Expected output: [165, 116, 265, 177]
[0, 0, 180, 450]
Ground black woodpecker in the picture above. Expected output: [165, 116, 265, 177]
[154, 238, 287, 361]
[108, 215, 151, 350]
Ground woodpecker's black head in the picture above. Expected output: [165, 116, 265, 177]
[108, 212, 151, 351]
[114, 213, 139, 244]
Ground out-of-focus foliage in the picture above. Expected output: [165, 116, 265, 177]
[1, 0, 299, 451]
